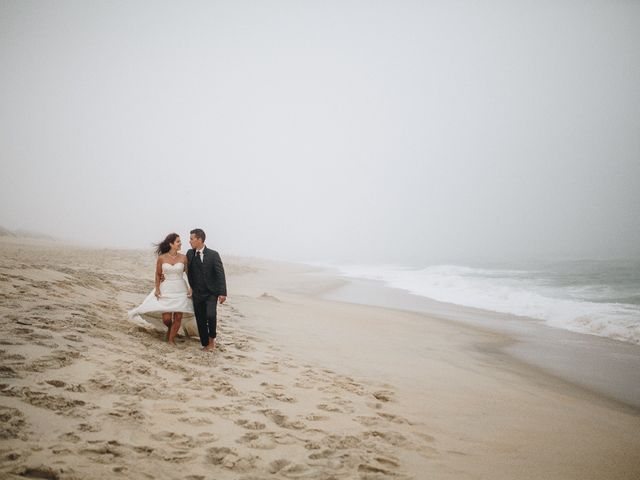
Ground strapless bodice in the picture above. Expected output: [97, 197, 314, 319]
[162, 262, 184, 280]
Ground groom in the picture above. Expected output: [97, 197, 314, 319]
[187, 228, 227, 351]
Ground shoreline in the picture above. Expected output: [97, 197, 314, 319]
[319, 274, 640, 412]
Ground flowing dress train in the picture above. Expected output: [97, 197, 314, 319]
[128, 262, 197, 337]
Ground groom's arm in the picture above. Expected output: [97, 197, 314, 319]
[212, 251, 227, 300]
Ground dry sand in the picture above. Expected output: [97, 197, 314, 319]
[1, 237, 639, 479]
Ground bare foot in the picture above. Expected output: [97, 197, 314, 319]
[203, 339, 216, 351]
[165, 321, 173, 342]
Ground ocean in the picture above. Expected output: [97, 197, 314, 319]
[332, 259, 640, 345]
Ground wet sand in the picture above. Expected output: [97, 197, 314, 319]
[323, 277, 640, 410]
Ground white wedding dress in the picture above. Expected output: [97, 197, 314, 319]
[128, 262, 198, 337]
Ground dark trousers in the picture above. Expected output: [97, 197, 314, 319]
[192, 293, 218, 346]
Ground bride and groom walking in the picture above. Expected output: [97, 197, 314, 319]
[129, 228, 227, 351]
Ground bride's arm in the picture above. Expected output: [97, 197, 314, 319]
[183, 257, 192, 297]
[154, 256, 163, 298]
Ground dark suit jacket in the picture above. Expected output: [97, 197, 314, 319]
[187, 247, 227, 297]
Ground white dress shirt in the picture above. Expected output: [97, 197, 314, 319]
[196, 246, 205, 262]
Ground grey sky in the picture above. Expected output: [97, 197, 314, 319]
[1, 0, 639, 265]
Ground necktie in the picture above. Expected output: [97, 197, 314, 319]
[197, 251, 203, 262]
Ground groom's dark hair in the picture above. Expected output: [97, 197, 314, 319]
[190, 228, 206, 242]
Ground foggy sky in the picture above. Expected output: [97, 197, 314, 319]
[1, 0, 639, 265]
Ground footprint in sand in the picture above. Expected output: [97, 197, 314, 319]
[196, 404, 246, 419]
[58, 432, 81, 443]
[373, 456, 401, 468]
[161, 407, 187, 415]
[357, 463, 398, 476]
[157, 448, 197, 463]
[268, 459, 291, 474]
[259, 409, 306, 430]
[225, 339, 255, 352]
[376, 412, 411, 425]
[318, 376, 367, 396]
[13, 327, 54, 341]
[45, 379, 66, 388]
[317, 397, 354, 414]
[294, 368, 339, 389]
[235, 419, 266, 430]
[260, 382, 297, 403]
[236, 432, 277, 450]
[49, 444, 73, 455]
[178, 416, 213, 426]
[206, 446, 259, 472]
[0, 365, 19, 378]
[211, 379, 240, 397]
[14, 466, 62, 480]
[81, 440, 124, 463]
[259, 292, 281, 302]
[414, 431, 436, 443]
[151, 431, 205, 448]
[2, 386, 86, 416]
[108, 401, 146, 422]
[354, 416, 383, 427]
[272, 461, 321, 478]
[0, 406, 27, 440]
[84, 439, 155, 462]
[305, 414, 329, 421]
[62, 334, 82, 342]
[320, 434, 363, 450]
[25, 349, 80, 372]
[307, 440, 407, 478]
[317, 403, 354, 414]
[64, 384, 86, 392]
[236, 431, 298, 450]
[363, 430, 409, 447]
[222, 353, 250, 364]
[260, 360, 281, 372]
[222, 366, 254, 378]
[89, 372, 162, 398]
[2, 450, 22, 464]
[372, 390, 395, 402]
[78, 423, 101, 432]
[0, 350, 26, 362]
[235, 394, 267, 409]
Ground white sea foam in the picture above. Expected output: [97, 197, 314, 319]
[334, 263, 640, 345]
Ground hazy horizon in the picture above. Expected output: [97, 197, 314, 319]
[2, 1, 639, 266]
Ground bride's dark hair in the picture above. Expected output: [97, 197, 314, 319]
[155, 233, 179, 256]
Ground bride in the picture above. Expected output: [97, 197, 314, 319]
[129, 233, 197, 343]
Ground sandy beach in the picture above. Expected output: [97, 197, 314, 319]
[1, 237, 639, 480]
